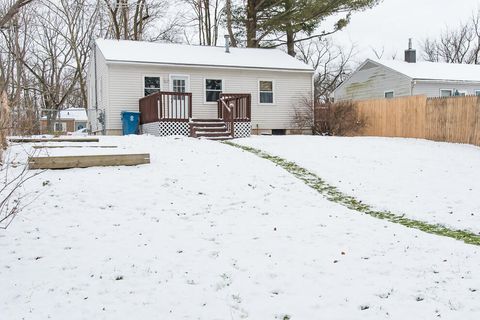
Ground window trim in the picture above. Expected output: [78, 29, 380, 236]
[440, 89, 453, 97]
[258, 79, 275, 105]
[142, 74, 163, 97]
[456, 90, 467, 96]
[384, 90, 395, 99]
[203, 78, 225, 104]
[169, 74, 191, 92]
[475, 90, 480, 96]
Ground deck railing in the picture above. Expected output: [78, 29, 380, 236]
[139, 91, 192, 124]
[218, 99, 235, 138]
[217, 93, 251, 121]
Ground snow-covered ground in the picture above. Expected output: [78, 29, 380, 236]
[1, 135, 479, 319]
[236, 136, 480, 234]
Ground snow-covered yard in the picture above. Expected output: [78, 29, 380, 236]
[1, 135, 479, 319]
[236, 136, 480, 234]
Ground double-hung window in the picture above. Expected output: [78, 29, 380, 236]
[144, 76, 161, 96]
[259, 80, 274, 104]
[205, 79, 223, 102]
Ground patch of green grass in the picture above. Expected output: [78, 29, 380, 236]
[224, 141, 480, 246]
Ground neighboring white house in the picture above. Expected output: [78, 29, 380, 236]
[334, 42, 480, 101]
[40, 108, 88, 134]
[87, 39, 314, 137]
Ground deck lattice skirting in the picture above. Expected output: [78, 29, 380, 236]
[227, 121, 252, 138]
[142, 121, 251, 138]
[142, 121, 190, 136]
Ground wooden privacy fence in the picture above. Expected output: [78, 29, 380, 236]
[348, 95, 480, 146]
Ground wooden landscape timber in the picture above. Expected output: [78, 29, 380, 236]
[32, 145, 117, 149]
[28, 153, 150, 170]
[9, 137, 100, 143]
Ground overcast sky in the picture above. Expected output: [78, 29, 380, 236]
[329, 0, 480, 63]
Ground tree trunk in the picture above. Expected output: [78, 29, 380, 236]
[286, 22, 295, 56]
[225, 0, 237, 47]
[246, 0, 258, 48]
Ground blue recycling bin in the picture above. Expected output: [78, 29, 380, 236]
[121, 111, 140, 135]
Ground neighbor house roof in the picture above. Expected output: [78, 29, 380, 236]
[41, 108, 87, 121]
[95, 39, 313, 72]
[372, 59, 480, 82]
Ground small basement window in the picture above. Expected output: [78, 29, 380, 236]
[259, 80, 274, 104]
[205, 79, 223, 102]
[271, 129, 286, 135]
[440, 89, 453, 97]
[144, 76, 161, 96]
[384, 91, 394, 99]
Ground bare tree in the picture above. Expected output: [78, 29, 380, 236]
[102, 0, 180, 41]
[0, 0, 34, 28]
[296, 38, 355, 102]
[422, 11, 480, 64]
[183, 0, 224, 46]
[46, 0, 99, 109]
[1, 0, 34, 160]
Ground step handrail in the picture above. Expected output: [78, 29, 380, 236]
[219, 98, 234, 138]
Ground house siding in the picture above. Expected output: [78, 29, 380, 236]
[412, 81, 480, 97]
[105, 63, 313, 133]
[334, 63, 412, 101]
[87, 45, 109, 132]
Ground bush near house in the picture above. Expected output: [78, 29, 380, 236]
[314, 101, 367, 136]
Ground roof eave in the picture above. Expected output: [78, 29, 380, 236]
[413, 78, 480, 84]
[105, 59, 315, 73]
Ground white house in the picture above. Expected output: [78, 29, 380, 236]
[334, 42, 480, 101]
[87, 39, 314, 138]
[40, 108, 88, 134]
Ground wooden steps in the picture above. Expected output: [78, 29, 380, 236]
[190, 119, 232, 140]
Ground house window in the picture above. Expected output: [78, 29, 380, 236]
[144, 76, 161, 96]
[476, 90, 480, 96]
[205, 79, 223, 102]
[54, 122, 65, 132]
[259, 80, 274, 104]
[440, 89, 453, 97]
[455, 90, 467, 96]
[384, 91, 394, 99]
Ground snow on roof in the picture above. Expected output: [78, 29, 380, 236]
[42, 108, 87, 121]
[373, 59, 480, 82]
[59, 108, 88, 121]
[96, 39, 313, 72]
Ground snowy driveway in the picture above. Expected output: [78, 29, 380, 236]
[1, 136, 479, 319]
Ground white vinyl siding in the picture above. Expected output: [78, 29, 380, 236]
[106, 63, 312, 131]
[334, 63, 412, 101]
[412, 82, 480, 97]
[87, 45, 109, 132]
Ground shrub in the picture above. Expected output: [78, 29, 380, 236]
[314, 100, 366, 136]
